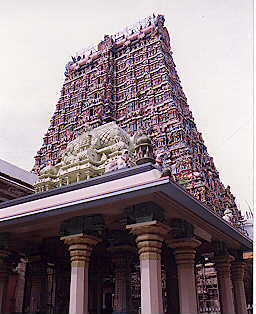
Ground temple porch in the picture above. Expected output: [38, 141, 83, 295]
[0, 164, 252, 314]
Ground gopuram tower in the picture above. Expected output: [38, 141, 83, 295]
[33, 14, 245, 231]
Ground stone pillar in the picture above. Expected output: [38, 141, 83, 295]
[0, 250, 10, 314]
[168, 238, 201, 314]
[231, 260, 247, 314]
[127, 221, 170, 314]
[61, 233, 100, 314]
[215, 255, 235, 314]
[111, 246, 134, 314]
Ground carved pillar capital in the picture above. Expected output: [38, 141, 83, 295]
[167, 238, 201, 265]
[231, 260, 246, 282]
[127, 220, 171, 260]
[136, 234, 162, 260]
[215, 255, 234, 277]
[61, 233, 100, 267]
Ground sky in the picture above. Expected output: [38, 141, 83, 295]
[0, 0, 253, 212]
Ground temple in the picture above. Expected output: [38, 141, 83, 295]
[0, 14, 252, 314]
[32, 14, 245, 229]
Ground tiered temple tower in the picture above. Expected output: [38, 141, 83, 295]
[33, 14, 243, 225]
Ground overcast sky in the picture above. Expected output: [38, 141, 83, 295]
[0, 0, 253, 212]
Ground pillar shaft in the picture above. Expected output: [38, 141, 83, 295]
[70, 265, 88, 314]
[140, 256, 162, 314]
[231, 261, 247, 314]
[168, 238, 201, 314]
[127, 221, 170, 314]
[61, 234, 100, 314]
[215, 255, 235, 314]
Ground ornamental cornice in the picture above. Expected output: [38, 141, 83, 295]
[231, 260, 246, 281]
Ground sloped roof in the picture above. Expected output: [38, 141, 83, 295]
[0, 158, 38, 186]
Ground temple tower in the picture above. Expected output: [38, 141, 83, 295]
[33, 14, 243, 224]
